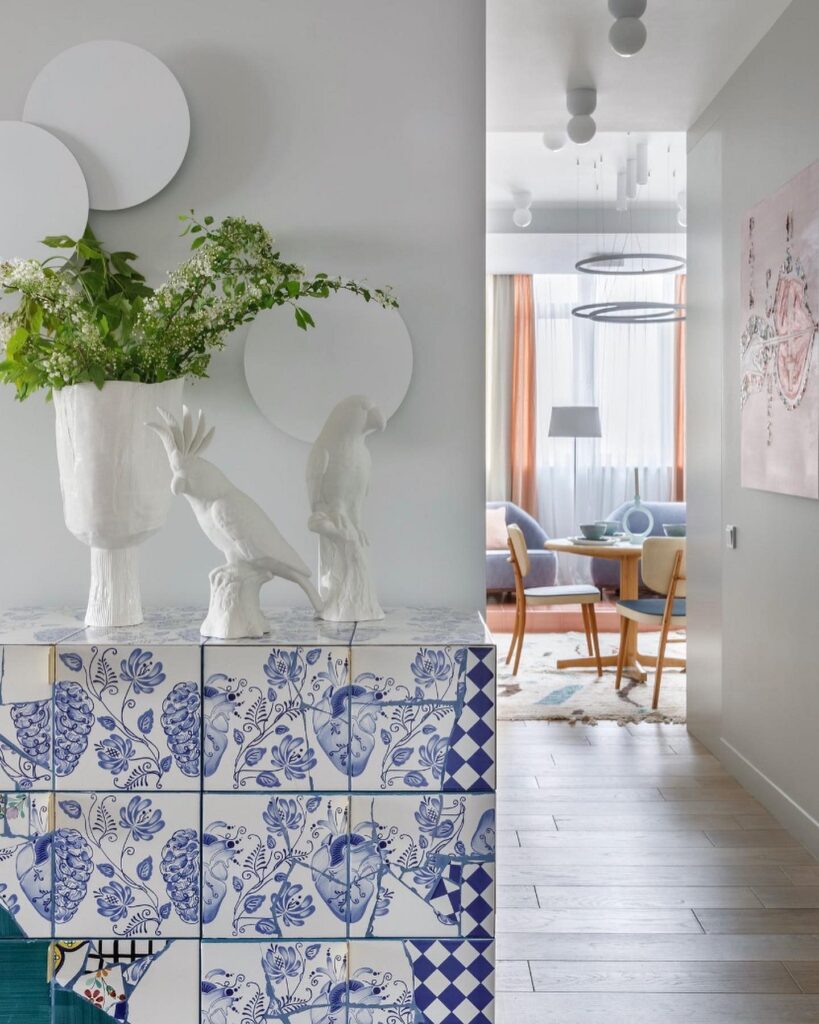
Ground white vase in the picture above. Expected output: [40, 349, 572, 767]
[53, 379, 184, 627]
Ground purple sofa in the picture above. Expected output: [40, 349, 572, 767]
[486, 501, 558, 596]
[591, 500, 686, 592]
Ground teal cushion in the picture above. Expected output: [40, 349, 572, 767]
[617, 598, 686, 618]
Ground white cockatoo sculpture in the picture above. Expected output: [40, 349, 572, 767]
[306, 395, 385, 622]
[149, 406, 322, 638]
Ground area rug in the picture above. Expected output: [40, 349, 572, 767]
[495, 630, 686, 724]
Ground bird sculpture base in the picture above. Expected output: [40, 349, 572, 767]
[315, 534, 385, 623]
[200, 562, 272, 639]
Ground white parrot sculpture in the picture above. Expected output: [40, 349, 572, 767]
[149, 406, 322, 638]
[306, 395, 385, 622]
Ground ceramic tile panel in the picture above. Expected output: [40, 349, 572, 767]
[0, 608, 85, 645]
[203, 646, 351, 791]
[0, 793, 52, 938]
[0, 646, 53, 789]
[205, 608, 356, 647]
[52, 937, 199, 1023]
[201, 940, 347, 1024]
[54, 644, 201, 791]
[52, 792, 201, 939]
[348, 939, 495, 1024]
[351, 608, 491, 647]
[202, 793, 349, 938]
[349, 794, 495, 939]
[65, 608, 207, 647]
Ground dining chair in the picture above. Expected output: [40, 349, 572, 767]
[506, 522, 603, 677]
[614, 536, 686, 708]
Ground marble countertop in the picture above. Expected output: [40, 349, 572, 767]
[0, 606, 492, 646]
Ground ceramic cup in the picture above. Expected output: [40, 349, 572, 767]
[579, 523, 606, 540]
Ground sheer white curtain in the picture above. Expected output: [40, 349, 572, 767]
[533, 272, 676, 582]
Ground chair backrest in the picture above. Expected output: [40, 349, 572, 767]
[642, 537, 686, 597]
[507, 522, 531, 579]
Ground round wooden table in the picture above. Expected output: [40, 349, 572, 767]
[545, 538, 685, 681]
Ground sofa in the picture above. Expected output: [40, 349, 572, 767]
[591, 500, 686, 592]
[486, 500, 558, 595]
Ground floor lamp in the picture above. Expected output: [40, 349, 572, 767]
[548, 406, 602, 532]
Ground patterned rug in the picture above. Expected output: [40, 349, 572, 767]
[496, 630, 686, 724]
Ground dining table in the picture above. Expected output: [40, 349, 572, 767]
[544, 537, 685, 681]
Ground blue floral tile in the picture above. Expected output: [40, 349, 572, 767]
[52, 792, 200, 939]
[347, 646, 465, 792]
[54, 645, 201, 791]
[348, 795, 495, 938]
[351, 609, 491, 647]
[205, 608, 356, 647]
[348, 939, 494, 1024]
[52, 937, 199, 1023]
[201, 794, 349, 938]
[0, 792, 51, 937]
[0, 646, 53, 790]
[201, 940, 347, 1024]
[203, 647, 350, 792]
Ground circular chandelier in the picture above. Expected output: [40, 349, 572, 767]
[575, 252, 687, 276]
[572, 301, 685, 324]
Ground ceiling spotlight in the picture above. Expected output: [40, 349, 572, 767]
[609, 17, 647, 56]
[565, 88, 597, 145]
[542, 132, 566, 152]
[626, 157, 637, 200]
[636, 140, 648, 185]
[608, 0, 646, 17]
[512, 190, 533, 229]
[567, 115, 596, 145]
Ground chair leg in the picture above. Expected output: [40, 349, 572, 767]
[587, 603, 603, 678]
[513, 601, 527, 676]
[580, 603, 593, 656]
[506, 602, 520, 664]
[653, 619, 672, 709]
[614, 617, 630, 690]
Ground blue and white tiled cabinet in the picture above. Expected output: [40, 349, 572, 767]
[0, 608, 495, 1024]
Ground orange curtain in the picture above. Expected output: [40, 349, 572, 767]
[510, 274, 538, 515]
[672, 274, 686, 501]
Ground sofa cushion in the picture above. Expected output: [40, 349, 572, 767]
[486, 505, 508, 549]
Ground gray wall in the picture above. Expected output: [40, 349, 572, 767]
[0, 0, 486, 612]
[688, 0, 819, 851]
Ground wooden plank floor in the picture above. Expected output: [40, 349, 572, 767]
[496, 720, 819, 1022]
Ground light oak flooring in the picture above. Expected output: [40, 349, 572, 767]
[496, 720, 819, 1022]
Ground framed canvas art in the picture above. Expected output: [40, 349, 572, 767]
[741, 159, 819, 498]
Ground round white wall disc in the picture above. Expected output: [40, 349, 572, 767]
[245, 290, 413, 444]
[0, 120, 89, 261]
[24, 40, 190, 211]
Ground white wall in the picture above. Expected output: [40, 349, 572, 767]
[688, 0, 819, 851]
[0, 0, 486, 612]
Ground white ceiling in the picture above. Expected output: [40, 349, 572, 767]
[488, 0, 793, 132]
[487, 130, 686, 206]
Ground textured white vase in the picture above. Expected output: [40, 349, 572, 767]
[54, 379, 184, 626]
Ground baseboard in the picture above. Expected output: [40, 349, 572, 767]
[720, 738, 819, 858]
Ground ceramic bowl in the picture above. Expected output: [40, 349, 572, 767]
[600, 520, 621, 536]
[579, 523, 607, 541]
[663, 523, 687, 537]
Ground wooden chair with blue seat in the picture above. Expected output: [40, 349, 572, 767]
[506, 522, 603, 677]
[614, 536, 686, 709]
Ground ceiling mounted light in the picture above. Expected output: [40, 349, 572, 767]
[636, 140, 648, 185]
[511, 190, 533, 229]
[566, 87, 597, 145]
[626, 157, 637, 200]
[542, 131, 566, 152]
[608, 0, 647, 57]
[575, 252, 687, 276]
[572, 301, 685, 324]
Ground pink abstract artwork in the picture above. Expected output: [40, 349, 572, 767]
[741, 160, 819, 498]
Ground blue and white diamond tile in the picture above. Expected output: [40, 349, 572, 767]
[201, 793, 349, 938]
[348, 794, 495, 939]
[202, 647, 350, 792]
[53, 937, 199, 1023]
[443, 647, 496, 793]
[201, 940, 347, 1024]
[52, 791, 201, 939]
[0, 792, 51, 937]
[0, 645, 53, 790]
[348, 939, 494, 1024]
[54, 645, 201, 791]
[348, 646, 464, 792]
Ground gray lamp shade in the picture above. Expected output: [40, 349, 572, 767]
[548, 405, 602, 438]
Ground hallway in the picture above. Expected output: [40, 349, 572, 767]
[496, 720, 819, 1022]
